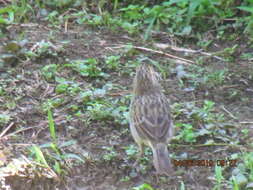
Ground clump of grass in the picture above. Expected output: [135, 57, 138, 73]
[29, 109, 84, 175]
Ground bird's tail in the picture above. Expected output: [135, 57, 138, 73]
[152, 143, 172, 175]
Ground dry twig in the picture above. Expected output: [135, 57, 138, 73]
[169, 45, 226, 61]
[110, 45, 194, 65]
[240, 121, 253, 124]
[4, 126, 43, 138]
[0, 122, 15, 138]
[221, 106, 237, 120]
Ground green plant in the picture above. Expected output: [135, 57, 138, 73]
[238, 2, 253, 36]
[190, 100, 217, 122]
[48, 109, 56, 142]
[120, 176, 131, 182]
[132, 183, 154, 190]
[102, 146, 117, 161]
[180, 181, 186, 190]
[0, 113, 11, 126]
[29, 109, 84, 175]
[0, 86, 4, 96]
[105, 55, 120, 70]
[0, 7, 14, 24]
[27, 40, 61, 58]
[204, 69, 227, 87]
[181, 64, 228, 89]
[30, 145, 50, 167]
[7, 0, 35, 23]
[175, 123, 197, 143]
[111, 104, 129, 125]
[213, 165, 224, 190]
[125, 144, 138, 159]
[240, 52, 253, 60]
[173, 99, 226, 143]
[86, 101, 113, 121]
[42, 98, 64, 112]
[143, 4, 172, 39]
[44, 10, 60, 25]
[120, 5, 145, 21]
[55, 77, 81, 95]
[243, 152, 253, 181]
[41, 64, 58, 81]
[116, 0, 236, 38]
[86, 100, 128, 124]
[231, 172, 248, 189]
[231, 175, 240, 190]
[78, 85, 129, 125]
[65, 58, 106, 78]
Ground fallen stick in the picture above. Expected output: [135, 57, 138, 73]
[0, 122, 15, 138]
[168, 45, 226, 62]
[110, 45, 194, 65]
[133, 46, 195, 64]
[4, 126, 43, 138]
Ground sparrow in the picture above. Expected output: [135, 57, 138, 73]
[129, 63, 174, 175]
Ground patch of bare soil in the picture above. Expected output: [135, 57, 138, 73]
[0, 23, 252, 190]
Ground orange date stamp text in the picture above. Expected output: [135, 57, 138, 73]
[172, 159, 237, 167]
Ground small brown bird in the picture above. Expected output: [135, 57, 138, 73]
[129, 63, 174, 175]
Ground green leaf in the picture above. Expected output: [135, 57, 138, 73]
[53, 161, 62, 174]
[180, 181, 185, 190]
[187, 0, 202, 24]
[237, 6, 253, 14]
[62, 153, 84, 163]
[31, 145, 49, 167]
[0, 114, 11, 124]
[144, 17, 156, 41]
[181, 25, 192, 35]
[0, 17, 7, 24]
[59, 140, 77, 148]
[233, 173, 248, 187]
[55, 83, 69, 94]
[0, 7, 13, 14]
[48, 109, 56, 142]
[40, 142, 53, 148]
[215, 165, 224, 183]
[132, 183, 154, 190]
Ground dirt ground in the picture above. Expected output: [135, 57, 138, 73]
[0, 23, 253, 190]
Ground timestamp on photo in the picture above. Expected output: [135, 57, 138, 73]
[172, 159, 237, 167]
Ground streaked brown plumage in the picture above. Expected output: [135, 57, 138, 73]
[129, 63, 173, 175]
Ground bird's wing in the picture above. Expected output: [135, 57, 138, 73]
[131, 94, 172, 142]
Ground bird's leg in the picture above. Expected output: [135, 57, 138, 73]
[155, 172, 160, 184]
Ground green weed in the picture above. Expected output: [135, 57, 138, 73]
[29, 109, 84, 175]
[41, 64, 58, 81]
[42, 98, 64, 112]
[0, 7, 14, 24]
[175, 123, 197, 143]
[180, 181, 186, 190]
[213, 165, 224, 190]
[55, 77, 81, 95]
[105, 55, 121, 70]
[238, 3, 253, 37]
[102, 146, 117, 161]
[27, 40, 61, 58]
[44, 10, 60, 25]
[132, 183, 154, 190]
[124, 144, 138, 159]
[0, 113, 11, 126]
[64, 58, 106, 78]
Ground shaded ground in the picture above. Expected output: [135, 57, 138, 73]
[0, 23, 253, 190]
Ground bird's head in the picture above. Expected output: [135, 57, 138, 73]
[133, 63, 162, 95]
